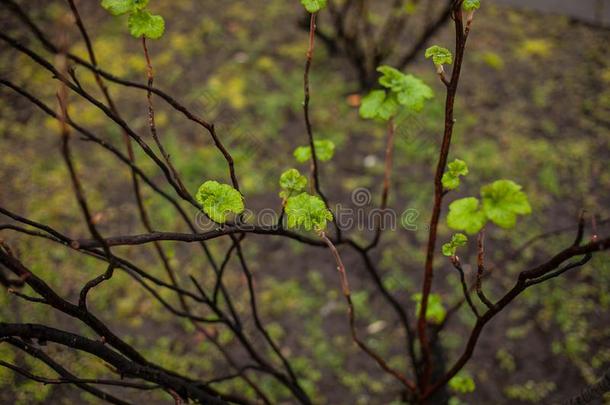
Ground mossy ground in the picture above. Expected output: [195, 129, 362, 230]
[0, 1, 609, 403]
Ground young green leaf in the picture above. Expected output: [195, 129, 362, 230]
[285, 193, 333, 231]
[378, 65, 408, 92]
[481, 180, 531, 228]
[101, 0, 149, 16]
[425, 45, 453, 67]
[449, 372, 476, 393]
[442, 159, 469, 190]
[196, 180, 245, 224]
[279, 169, 307, 200]
[394, 75, 434, 112]
[359, 90, 399, 121]
[463, 0, 481, 12]
[128, 10, 165, 39]
[412, 293, 446, 324]
[442, 233, 468, 257]
[441, 173, 460, 190]
[293, 140, 336, 163]
[300, 0, 327, 13]
[447, 159, 469, 176]
[447, 197, 487, 234]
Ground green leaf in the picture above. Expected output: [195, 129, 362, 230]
[195, 180, 245, 224]
[128, 10, 165, 39]
[412, 293, 446, 324]
[463, 0, 481, 12]
[101, 0, 149, 16]
[442, 233, 468, 257]
[359, 90, 399, 121]
[394, 75, 434, 112]
[447, 197, 487, 234]
[481, 180, 531, 228]
[441, 173, 460, 191]
[447, 159, 469, 176]
[378, 65, 408, 92]
[375, 66, 433, 113]
[300, 0, 327, 13]
[425, 45, 453, 66]
[279, 169, 307, 199]
[285, 193, 333, 231]
[449, 372, 476, 393]
[293, 140, 336, 163]
[442, 159, 469, 190]
[442, 243, 455, 257]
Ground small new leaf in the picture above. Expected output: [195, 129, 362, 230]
[376, 66, 434, 112]
[128, 10, 165, 39]
[285, 193, 333, 231]
[449, 372, 476, 393]
[442, 159, 469, 190]
[196, 180, 245, 224]
[481, 180, 531, 229]
[447, 197, 487, 234]
[300, 0, 327, 13]
[441, 173, 460, 190]
[447, 159, 469, 176]
[425, 45, 453, 66]
[463, 0, 481, 12]
[412, 293, 446, 324]
[442, 233, 468, 257]
[279, 169, 307, 200]
[378, 65, 408, 92]
[293, 140, 336, 163]
[101, 0, 149, 16]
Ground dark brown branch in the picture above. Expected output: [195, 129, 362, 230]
[5, 337, 133, 405]
[321, 233, 417, 392]
[475, 231, 494, 309]
[55, 51, 116, 309]
[233, 236, 309, 399]
[418, 2, 468, 392]
[141, 37, 189, 195]
[74, 227, 325, 249]
[0, 323, 227, 404]
[0, 360, 159, 390]
[302, 11, 341, 240]
[346, 239, 419, 380]
[449, 258, 480, 318]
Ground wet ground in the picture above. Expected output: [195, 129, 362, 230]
[493, 0, 610, 26]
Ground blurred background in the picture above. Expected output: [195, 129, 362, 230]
[0, 0, 609, 403]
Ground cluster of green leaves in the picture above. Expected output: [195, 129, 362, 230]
[425, 46, 453, 68]
[463, 0, 481, 12]
[412, 293, 446, 324]
[448, 180, 531, 234]
[294, 140, 336, 163]
[442, 233, 468, 257]
[279, 168, 308, 200]
[195, 180, 245, 223]
[278, 168, 332, 232]
[285, 192, 333, 232]
[101, 0, 165, 39]
[442, 159, 469, 190]
[448, 372, 476, 394]
[359, 66, 433, 121]
[300, 0, 327, 13]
